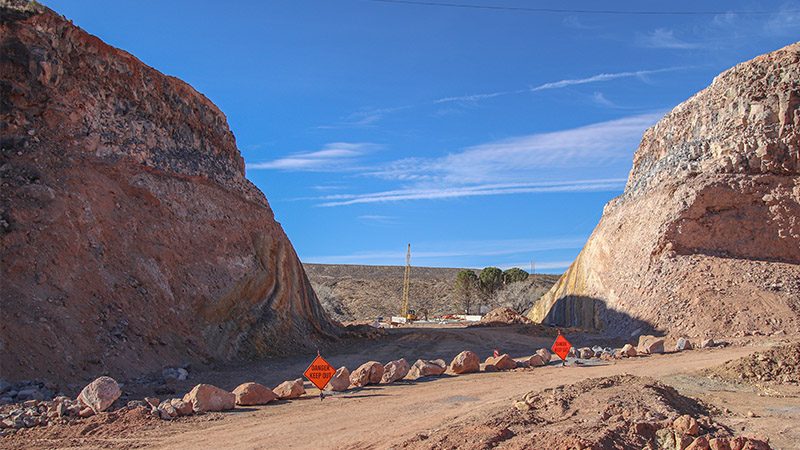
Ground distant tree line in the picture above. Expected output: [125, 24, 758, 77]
[454, 267, 529, 314]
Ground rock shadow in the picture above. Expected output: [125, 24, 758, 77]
[541, 295, 664, 339]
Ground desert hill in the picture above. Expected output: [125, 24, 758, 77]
[528, 42, 800, 338]
[0, 0, 337, 383]
[304, 263, 559, 321]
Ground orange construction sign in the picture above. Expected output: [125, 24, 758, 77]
[551, 332, 572, 361]
[304, 354, 336, 390]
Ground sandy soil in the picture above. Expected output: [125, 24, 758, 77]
[4, 327, 799, 449]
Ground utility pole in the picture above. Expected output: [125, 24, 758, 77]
[401, 244, 411, 316]
[530, 259, 535, 275]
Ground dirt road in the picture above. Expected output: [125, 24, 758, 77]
[16, 326, 794, 450]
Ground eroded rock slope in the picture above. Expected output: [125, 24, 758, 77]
[528, 42, 800, 337]
[0, 0, 337, 383]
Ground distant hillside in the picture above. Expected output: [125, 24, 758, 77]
[304, 263, 560, 322]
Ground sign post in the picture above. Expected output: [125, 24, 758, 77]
[551, 330, 572, 366]
[304, 351, 336, 401]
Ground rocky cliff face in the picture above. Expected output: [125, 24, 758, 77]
[0, 0, 338, 383]
[528, 42, 800, 337]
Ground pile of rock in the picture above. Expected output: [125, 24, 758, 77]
[0, 380, 55, 404]
[478, 307, 533, 325]
[0, 376, 122, 433]
[0, 396, 79, 431]
[654, 414, 771, 450]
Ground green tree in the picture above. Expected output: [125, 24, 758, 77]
[454, 269, 479, 314]
[479, 267, 503, 298]
[503, 267, 529, 284]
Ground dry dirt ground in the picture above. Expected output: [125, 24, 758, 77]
[3, 326, 799, 450]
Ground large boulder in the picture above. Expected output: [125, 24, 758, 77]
[450, 351, 480, 374]
[381, 359, 410, 384]
[350, 361, 385, 387]
[527, 354, 546, 367]
[578, 347, 594, 359]
[0, 0, 339, 385]
[535, 348, 552, 364]
[484, 354, 517, 371]
[637, 336, 665, 355]
[232, 382, 277, 406]
[77, 376, 121, 413]
[182, 384, 236, 413]
[526, 43, 800, 339]
[327, 367, 351, 391]
[273, 379, 306, 399]
[407, 359, 447, 379]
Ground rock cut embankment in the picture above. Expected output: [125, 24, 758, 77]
[0, 0, 337, 383]
[528, 42, 800, 337]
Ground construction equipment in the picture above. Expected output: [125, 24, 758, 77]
[401, 243, 416, 321]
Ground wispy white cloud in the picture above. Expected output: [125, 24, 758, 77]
[247, 142, 377, 171]
[311, 111, 662, 206]
[431, 67, 683, 105]
[637, 28, 700, 49]
[433, 89, 527, 104]
[531, 68, 682, 91]
[357, 214, 396, 223]
[592, 91, 617, 108]
[317, 179, 626, 207]
[373, 112, 661, 184]
[317, 106, 411, 129]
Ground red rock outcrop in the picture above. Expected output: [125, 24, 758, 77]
[0, 0, 337, 383]
[528, 42, 800, 337]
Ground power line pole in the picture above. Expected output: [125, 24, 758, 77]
[401, 244, 411, 316]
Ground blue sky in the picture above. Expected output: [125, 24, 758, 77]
[44, 0, 799, 272]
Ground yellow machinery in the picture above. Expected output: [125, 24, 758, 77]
[401, 244, 416, 321]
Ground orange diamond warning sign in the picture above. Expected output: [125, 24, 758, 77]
[551, 333, 572, 361]
[304, 354, 336, 390]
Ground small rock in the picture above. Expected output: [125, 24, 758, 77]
[407, 359, 447, 379]
[182, 384, 235, 412]
[675, 337, 693, 352]
[349, 361, 385, 387]
[578, 347, 594, 359]
[484, 354, 517, 371]
[449, 351, 480, 374]
[77, 376, 121, 413]
[157, 401, 178, 420]
[162, 367, 189, 382]
[746, 410, 757, 418]
[685, 436, 710, 450]
[144, 397, 160, 408]
[700, 338, 716, 349]
[707, 437, 731, 450]
[170, 398, 193, 416]
[513, 400, 530, 411]
[620, 344, 637, 357]
[381, 359, 410, 384]
[232, 382, 277, 406]
[127, 400, 147, 409]
[673, 414, 700, 436]
[327, 367, 351, 391]
[273, 379, 305, 399]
